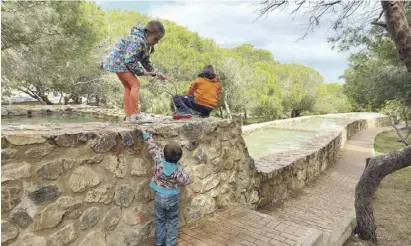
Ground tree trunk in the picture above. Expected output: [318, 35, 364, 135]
[223, 91, 232, 120]
[95, 95, 100, 106]
[291, 109, 301, 118]
[218, 106, 225, 118]
[355, 145, 411, 242]
[64, 96, 70, 105]
[39, 94, 53, 105]
[381, 1, 411, 72]
[59, 93, 63, 105]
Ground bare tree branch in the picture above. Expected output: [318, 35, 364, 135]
[371, 21, 388, 29]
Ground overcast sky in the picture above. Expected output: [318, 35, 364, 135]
[98, 1, 360, 83]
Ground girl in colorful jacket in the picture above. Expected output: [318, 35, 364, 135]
[102, 20, 167, 122]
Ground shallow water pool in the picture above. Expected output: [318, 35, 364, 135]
[1, 113, 109, 127]
[243, 128, 317, 159]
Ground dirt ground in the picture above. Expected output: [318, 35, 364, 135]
[345, 129, 411, 246]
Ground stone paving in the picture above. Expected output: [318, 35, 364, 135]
[174, 127, 389, 246]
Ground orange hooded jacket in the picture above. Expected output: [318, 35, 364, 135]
[187, 76, 222, 108]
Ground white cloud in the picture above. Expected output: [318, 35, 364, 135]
[147, 1, 352, 83]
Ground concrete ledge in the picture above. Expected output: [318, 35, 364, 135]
[302, 229, 324, 246]
[326, 209, 357, 246]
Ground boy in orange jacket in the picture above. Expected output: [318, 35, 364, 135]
[172, 65, 222, 119]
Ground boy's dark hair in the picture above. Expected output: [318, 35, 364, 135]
[163, 141, 183, 163]
[202, 65, 214, 74]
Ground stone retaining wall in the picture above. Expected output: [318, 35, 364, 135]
[1, 105, 392, 245]
[253, 116, 391, 208]
[1, 118, 259, 246]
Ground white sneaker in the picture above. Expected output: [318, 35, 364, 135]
[125, 113, 140, 123]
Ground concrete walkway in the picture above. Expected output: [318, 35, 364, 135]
[174, 127, 388, 246]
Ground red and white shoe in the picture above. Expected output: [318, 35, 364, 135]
[172, 113, 192, 120]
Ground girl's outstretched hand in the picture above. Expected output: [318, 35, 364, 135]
[157, 72, 167, 81]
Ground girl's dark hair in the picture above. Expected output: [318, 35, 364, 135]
[144, 20, 165, 38]
[163, 141, 182, 163]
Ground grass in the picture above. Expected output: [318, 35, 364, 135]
[345, 127, 411, 246]
[374, 127, 410, 155]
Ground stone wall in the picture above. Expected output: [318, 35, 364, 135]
[252, 116, 392, 208]
[1, 118, 259, 246]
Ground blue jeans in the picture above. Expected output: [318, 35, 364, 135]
[154, 192, 180, 246]
[172, 95, 213, 117]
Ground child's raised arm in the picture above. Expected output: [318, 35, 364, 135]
[141, 130, 162, 163]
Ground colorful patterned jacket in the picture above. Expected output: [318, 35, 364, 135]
[101, 26, 157, 76]
[142, 132, 190, 194]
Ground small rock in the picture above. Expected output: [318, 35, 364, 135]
[10, 233, 47, 246]
[130, 157, 147, 176]
[1, 148, 17, 162]
[202, 173, 220, 192]
[90, 132, 116, 153]
[33, 202, 64, 231]
[2, 162, 31, 183]
[216, 193, 233, 207]
[37, 159, 74, 180]
[104, 155, 127, 178]
[102, 207, 121, 231]
[107, 227, 139, 246]
[220, 183, 230, 194]
[209, 187, 220, 198]
[218, 120, 230, 128]
[54, 133, 88, 147]
[47, 223, 78, 246]
[134, 220, 153, 236]
[1, 181, 22, 213]
[248, 190, 259, 204]
[80, 155, 104, 165]
[114, 184, 135, 207]
[123, 208, 148, 226]
[193, 148, 207, 164]
[10, 209, 33, 229]
[6, 135, 46, 145]
[69, 166, 100, 192]
[211, 158, 221, 173]
[27, 183, 61, 204]
[56, 196, 83, 219]
[79, 230, 106, 246]
[190, 195, 215, 215]
[191, 182, 202, 193]
[135, 180, 154, 202]
[85, 184, 114, 204]
[1, 220, 19, 243]
[181, 123, 203, 140]
[80, 207, 101, 230]
[192, 164, 211, 179]
[24, 144, 54, 158]
[154, 125, 179, 138]
[224, 159, 235, 170]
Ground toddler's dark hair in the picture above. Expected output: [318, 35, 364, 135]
[163, 141, 182, 163]
[202, 65, 215, 74]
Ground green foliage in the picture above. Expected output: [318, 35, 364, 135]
[313, 83, 352, 114]
[380, 99, 410, 122]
